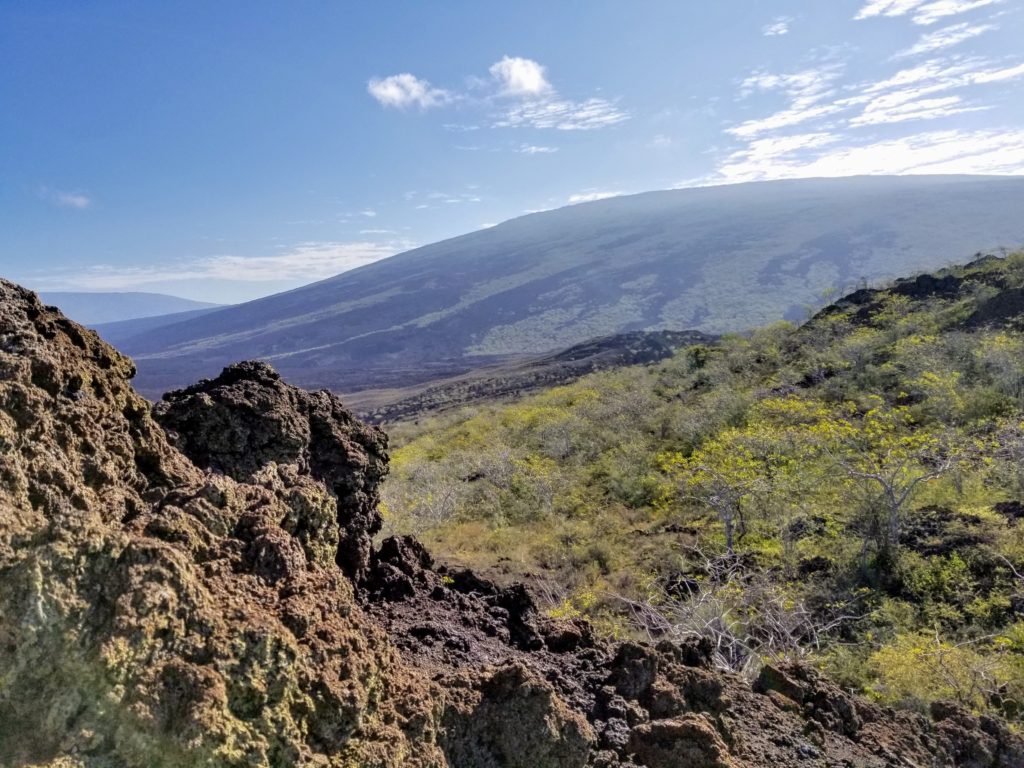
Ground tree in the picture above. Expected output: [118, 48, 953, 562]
[616, 545, 856, 675]
[660, 397, 820, 553]
[816, 398, 958, 556]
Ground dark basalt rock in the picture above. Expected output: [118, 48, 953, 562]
[994, 500, 1024, 522]
[967, 288, 1024, 328]
[892, 273, 964, 300]
[154, 360, 388, 580]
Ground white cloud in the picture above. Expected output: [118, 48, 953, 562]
[567, 190, 623, 204]
[360, 209, 377, 217]
[36, 240, 414, 291]
[367, 73, 450, 109]
[852, 58, 1024, 116]
[855, 0, 926, 20]
[728, 55, 1024, 140]
[762, 17, 791, 36]
[518, 144, 559, 154]
[849, 94, 986, 125]
[423, 191, 482, 204]
[709, 128, 1024, 184]
[40, 187, 92, 209]
[895, 21, 997, 57]
[912, 0, 1003, 25]
[714, 132, 841, 181]
[740, 66, 844, 109]
[487, 55, 629, 130]
[728, 103, 847, 139]
[708, 22, 1024, 187]
[854, 0, 1003, 25]
[371, 56, 627, 131]
[489, 56, 552, 96]
[730, 64, 846, 138]
[494, 96, 629, 130]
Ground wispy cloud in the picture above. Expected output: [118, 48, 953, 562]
[709, 128, 1024, 184]
[848, 94, 986, 125]
[494, 96, 629, 131]
[40, 186, 92, 210]
[367, 73, 450, 110]
[408, 191, 483, 208]
[894, 21, 997, 57]
[912, 0, 1003, 25]
[567, 190, 623, 204]
[487, 56, 629, 130]
[851, 57, 1024, 119]
[854, 0, 1003, 25]
[726, 54, 1024, 140]
[729, 64, 846, 138]
[518, 144, 559, 154]
[707, 15, 1024, 188]
[762, 17, 792, 36]
[34, 240, 414, 291]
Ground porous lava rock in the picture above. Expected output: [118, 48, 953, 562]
[2, 278, 1023, 768]
[0, 280, 445, 767]
[153, 360, 387, 580]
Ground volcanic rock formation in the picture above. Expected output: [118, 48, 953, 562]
[1, 278, 1022, 767]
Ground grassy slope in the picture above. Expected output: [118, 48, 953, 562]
[382, 253, 1024, 724]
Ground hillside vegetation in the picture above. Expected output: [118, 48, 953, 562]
[383, 253, 1024, 725]
[354, 330, 714, 423]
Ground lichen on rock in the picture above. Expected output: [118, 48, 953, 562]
[152, 359, 388, 580]
[0, 281, 442, 767]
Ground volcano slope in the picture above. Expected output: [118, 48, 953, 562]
[1, 279, 1021, 767]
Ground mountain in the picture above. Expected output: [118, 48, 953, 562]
[37, 290, 221, 325]
[120, 175, 1024, 397]
[3, 276, 1021, 767]
[92, 305, 225, 346]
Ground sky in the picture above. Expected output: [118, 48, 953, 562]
[2, 0, 1023, 303]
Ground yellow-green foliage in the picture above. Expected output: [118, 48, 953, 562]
[383, 254, 1024, 723]
[868, 633, 1024, 716]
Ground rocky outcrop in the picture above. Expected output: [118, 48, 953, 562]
[0, 280, 443, 767]
[153, 360, 388, 580]
[2, 278, 1022, 768]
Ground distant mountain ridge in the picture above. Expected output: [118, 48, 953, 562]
[351, 329, 715, 423]
[116, 175, 1024, 397]
[38, 291, 221, 325]
[93, 306, 225, 346]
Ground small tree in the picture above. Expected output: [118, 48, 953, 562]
[817, 398, 958, 556]
[661, 396, 830, 554]
[616, 545, 857, 675]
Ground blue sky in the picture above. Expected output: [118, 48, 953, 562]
[2, 0, 1023, 303]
